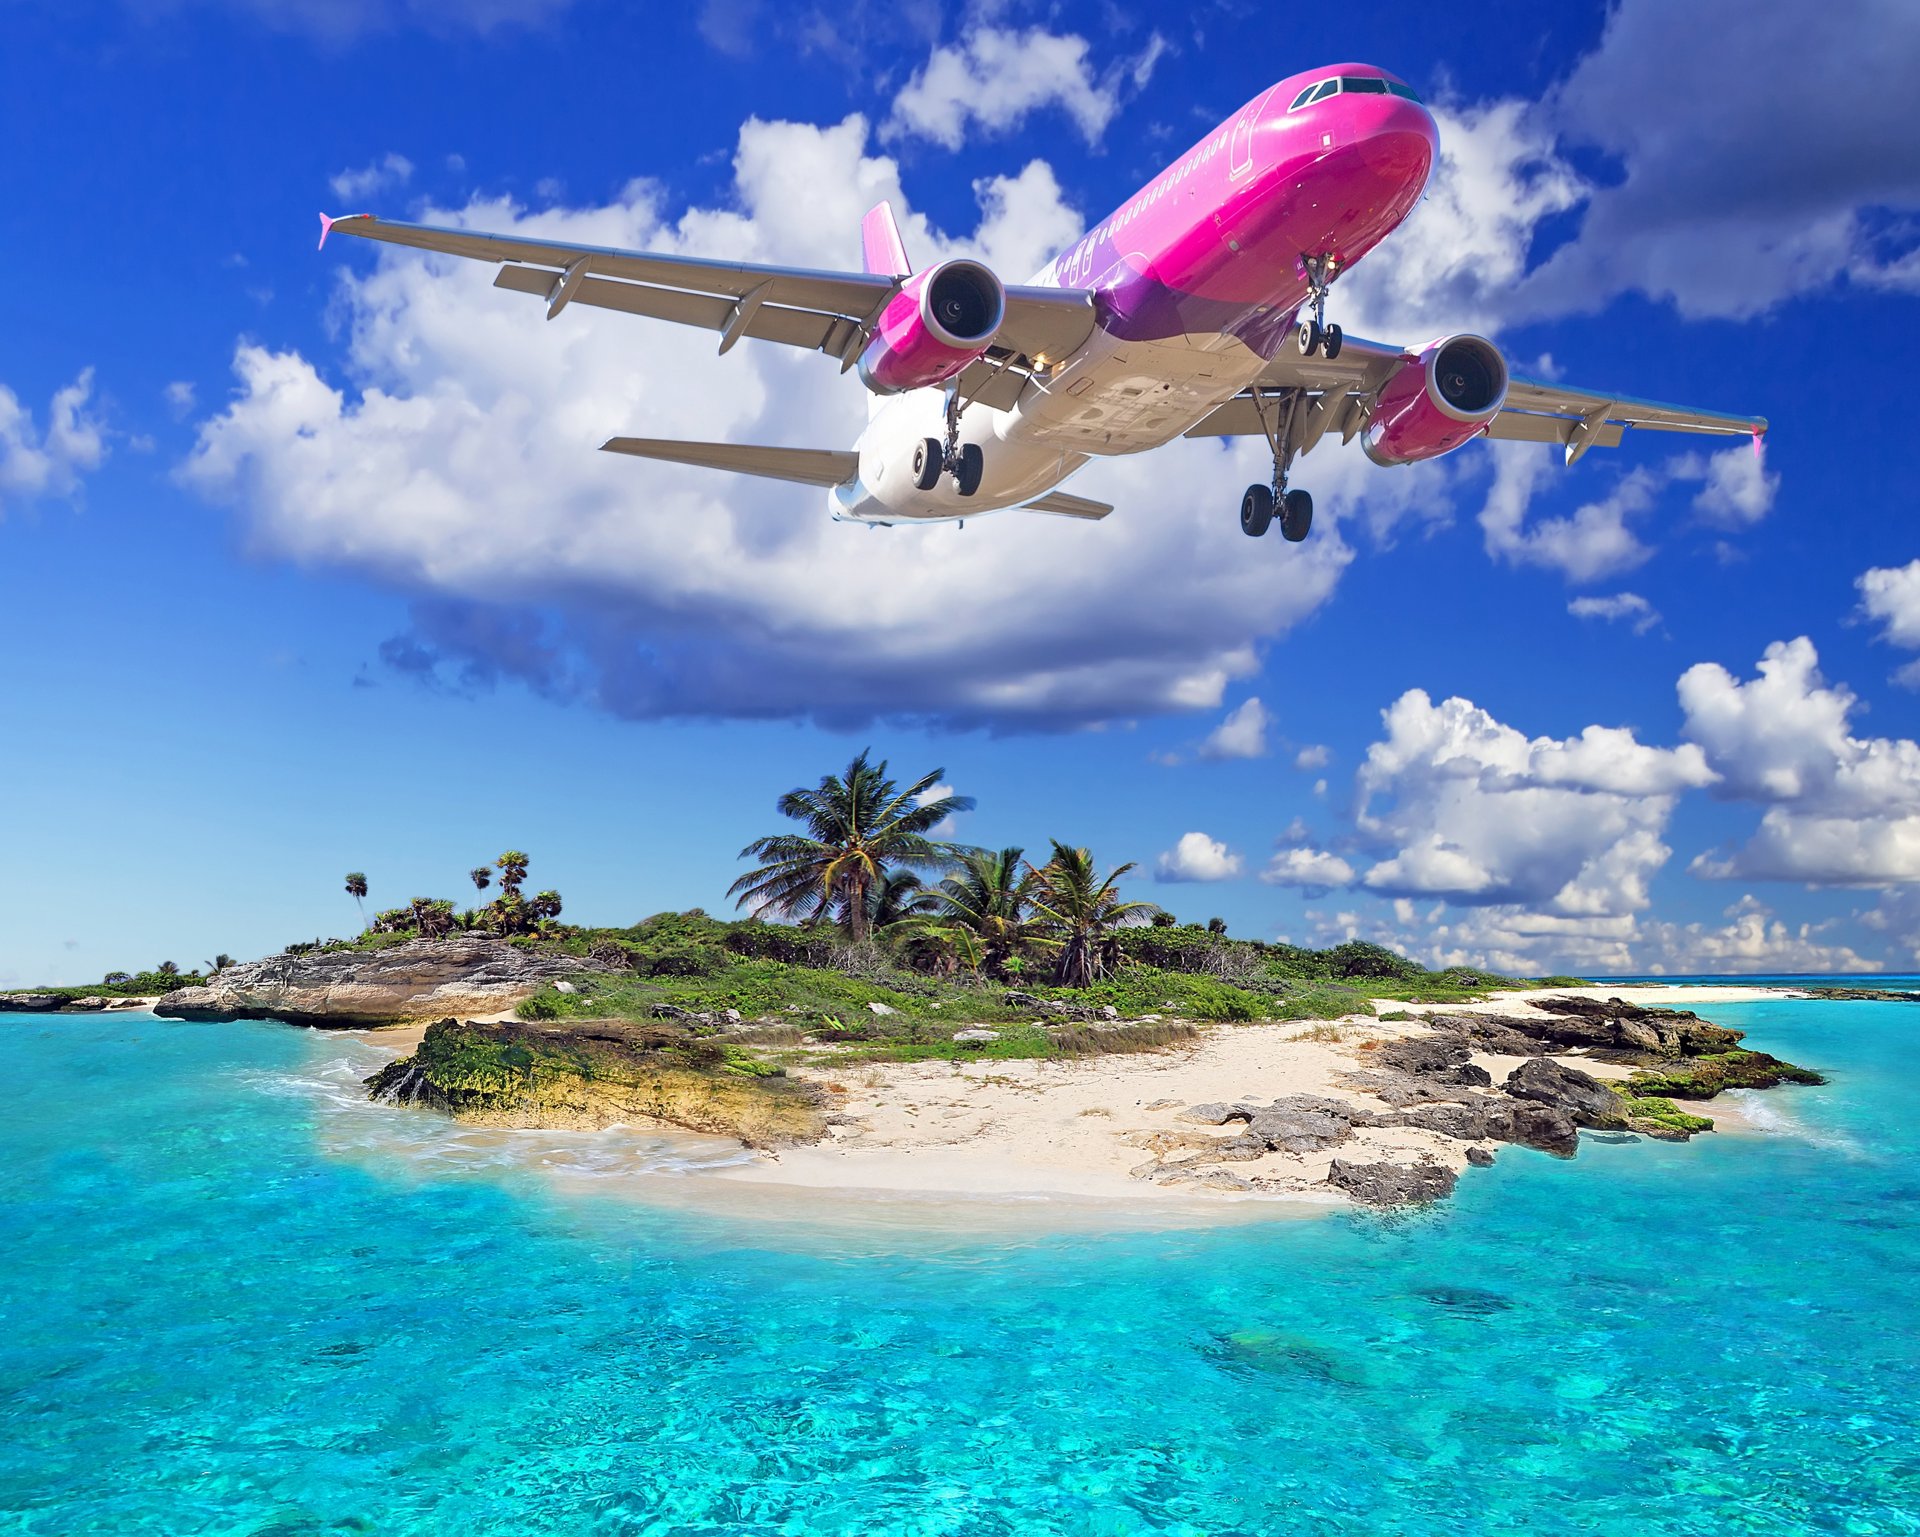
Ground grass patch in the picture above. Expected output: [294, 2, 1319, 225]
[1618, 1093, 1715, 1134]
[1629, 1048, 1826, 1099]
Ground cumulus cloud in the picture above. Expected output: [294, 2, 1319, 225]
[330, 153, 415, 202]
[1260, 847, 1356, 892]
[1478, 441, 1778, 583]
[1681, 638, 1920, 884]
[1569, 591, 1660, 635]
[1294, 744, 1330, 771]
[885, 25, 1165, 151]
[181, 114, 1387, 730]
[1197, 697, 1269, 760]
[1859, 559, 1920, 686]
[0, 369, 107, 515]
[1512, 0, 1920, 321]
[1635, 895, 1881, 975]
[1156, 832, 1243, 883]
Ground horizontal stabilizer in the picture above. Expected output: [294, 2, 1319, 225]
[601, 437, 857, 487]
[1022, 490, 1113, 520]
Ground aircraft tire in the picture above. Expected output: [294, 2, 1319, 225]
[1240, 483, 1275, 537]
[911, 438, 943, 491]
[1281, 488, 1314, 542]
[1324, 324, 1344, 360]
[955, 443, 985, 497]
[1297, 321, 1323, 357]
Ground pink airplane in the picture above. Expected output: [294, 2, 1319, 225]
[320, 64, 1765, 540]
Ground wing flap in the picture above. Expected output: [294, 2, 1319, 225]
[600, 437, 858, 487]
[1504, 372, 1767, 439]
[1485, 411, 1626, 448]
[493, 266, 844, 350]
[1022, 490, 1113, 520]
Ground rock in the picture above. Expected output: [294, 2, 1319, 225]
[723, 1009, 743, 1024]
[1099, 1006, 1120, 1021]
[868, 1001, 897, 1016]
[1179, 1102, 1256, 1125]
[0, 993, 67, 1012]
[553, 980, 578, 994]
[63, 996, 108, 1011]
[1395, 1095, 1580, 1158]
[1326, 1159, 1457, 1206]
[1504, 1057, 1629, 1129]
[1244, 1096, 1361, 1156]
[154, 938, 604, 1027]
[1155, 1167, 1255, 1192]
[1003, 990, 1101, 1020]
[1466, 1146, 1496, 1167]
[952, 1028, 1000, 1044]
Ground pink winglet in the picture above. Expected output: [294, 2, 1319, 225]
[860, 202, 912, 279]
[316, 211, 372, 251]
[1751, 425, 1765, 460]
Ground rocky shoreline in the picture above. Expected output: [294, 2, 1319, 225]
[357, 991, 1825, 1210]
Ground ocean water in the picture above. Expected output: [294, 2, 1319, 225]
[3, 1002, 1918, 1535]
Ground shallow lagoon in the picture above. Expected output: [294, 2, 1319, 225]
[3, 1000, 1917, 1534]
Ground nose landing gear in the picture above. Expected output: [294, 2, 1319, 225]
[1295, 254, 1344, 359]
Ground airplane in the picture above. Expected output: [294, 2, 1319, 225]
[318, 62, 1767, 541]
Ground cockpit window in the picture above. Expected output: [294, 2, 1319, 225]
[1340, 76, 1389, 94]
[1291, 75, 1418, 111]
[1290, 80, 1327, 110]
[1307, 79, 1339, 104]
[1385, 81, 1423, 102]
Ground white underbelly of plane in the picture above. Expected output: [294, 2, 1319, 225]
[830, 329, 1265, 525]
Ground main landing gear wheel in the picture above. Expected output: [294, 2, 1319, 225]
[954, 442, 985, 498]
[1297, 320, 1323, 358]
[1280, 488, 1313, 542]
[1240, 483, 1275, 537]
[1323, 323, 1343, 360]
[911, 437, 942, 491]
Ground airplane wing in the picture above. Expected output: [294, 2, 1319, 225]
[319, 213, 1096, 405]
[601, 437, 857, 487]
[1186, 334, 1768, 464]
[1021, 489, 1113, 520]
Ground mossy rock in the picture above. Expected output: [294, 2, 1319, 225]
[1629, 1048, 1824, 1100]
[1617, 1093, 1715, 1139]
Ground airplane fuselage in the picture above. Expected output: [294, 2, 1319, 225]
[831, 64, 1439, 523]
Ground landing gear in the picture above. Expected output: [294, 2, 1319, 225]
[916, 385, 984, 497]
[1240, 484, 1274, 538]
[1280, 488, 1313, 542]
[1295, 254, 1344, 358]
[1239, 388, 1319, 543]
[911, 437, 942, 491]
[954, 443, 984, 498]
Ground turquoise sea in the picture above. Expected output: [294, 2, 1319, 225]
[4, 999, 1918, 1535]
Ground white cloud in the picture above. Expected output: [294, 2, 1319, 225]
[329, 153, 415, 202]
[1569, 591, 1659, 635]
[1685, 442, 1778, 529]
[163, 380, 197, 419]
[1197, 697, 1269, 760]
[1859, 559, 1920, 687]
[0, 369, 106, 514]
[1155, 832, 1243, 883]
[1294, 744, 1330, 771]
[1637, 896, 1880, 975]
[1681, 637, 1920, 884]
[182, 114, 1387, 730]
[885, 26, 1164, 151]
[1478, 442, 1778, 584]
[1353, 688, 1714, 916]
[1260, 847, 1356, 891]
[1511, 0, 1920, 321]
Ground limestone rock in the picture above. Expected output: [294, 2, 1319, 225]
[153, 938, 600, 1027]
[868, 1001, 897, 1016]
[1466, 1146, 1496, 1167]
[1178, 1102, 1256, 1125]
[952, 1028, 1000, 1044]
[1327, 1159, 1457, 1206]
[1504, 1056, 1628, 1129]
[0, 993, 68, 1012]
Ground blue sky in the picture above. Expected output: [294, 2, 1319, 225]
[3, 0, 1918, 984]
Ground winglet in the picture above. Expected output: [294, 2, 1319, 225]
[316, 211, 372, 251]
[861, 202, 912, 278]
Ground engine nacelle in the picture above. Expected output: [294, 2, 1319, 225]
[1363, 334, 1508, 466]
[858, 260, 1006, 395]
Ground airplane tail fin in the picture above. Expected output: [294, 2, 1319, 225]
[861, 202, 912, 278]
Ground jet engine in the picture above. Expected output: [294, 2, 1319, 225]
[1363, 334, 1508, 466]
[857, 260, 1006, 394]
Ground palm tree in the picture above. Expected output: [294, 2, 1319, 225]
[157, 960, 180, 977]
[528, 889, 563, 925]
[729, 750, 974, 943]
[866, 870, 936, 932]
[470, 866, 493, 895]
[345, 872, 369, 929]
[1028, 841, 1165, 988]
[205, 954, 236, 973]
[918, 846, 1044, 978]
[496, 851, 529, 897]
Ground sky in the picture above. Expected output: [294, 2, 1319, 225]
[3, 0, 1919, 984]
